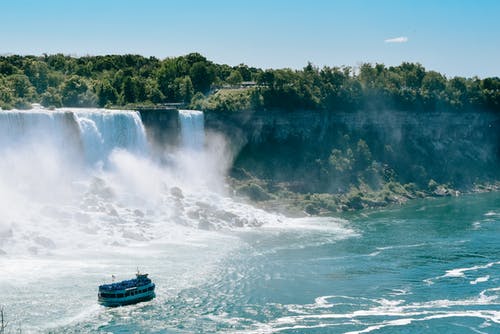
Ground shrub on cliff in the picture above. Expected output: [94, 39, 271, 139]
[237, 182, 272, 201]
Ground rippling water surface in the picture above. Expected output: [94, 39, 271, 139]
[2, 192, 498, 333]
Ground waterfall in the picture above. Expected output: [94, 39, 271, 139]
[178, 109, 205, 151]
[0, 107, 148, 166]
[73, 108, 148, 165]
[0, 107, 205, 166]
[0, 109, 79, 148]
[0, 109, 82, 162]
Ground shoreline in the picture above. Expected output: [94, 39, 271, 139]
[230, 177, 500, 217]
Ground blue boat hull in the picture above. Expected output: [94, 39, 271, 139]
[98, 291, 156, 307]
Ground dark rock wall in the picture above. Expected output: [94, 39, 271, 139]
[205, 109, 500, 192]
[139, 109, 180, 150]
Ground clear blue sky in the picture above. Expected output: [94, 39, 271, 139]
[1, 0, 499, 77]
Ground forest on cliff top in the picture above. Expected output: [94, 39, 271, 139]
[0, 53, 499, 113]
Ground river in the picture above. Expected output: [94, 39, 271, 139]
[0, 108, 498, 333]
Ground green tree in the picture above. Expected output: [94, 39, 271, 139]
[172, 76, 194, 103]
[481, 77, 500, 109]
[40, 87, 62, 108]
[226, 70, 243, 85]
[184, 52, 207, 66]
[0, 61, 18, 75]
[61, 75, 89, 107]
[236, 64, 252, 81]
[145, 79, 164, 104]
[355, 139, 372, 170]
[122, 76, 138, 103]
[10, 74, 35, 99]
[329, 148, 354, 172]
[24, 61, 49, 94]
[96, 80, 118, 107]
[395, 62, 426, 89]
[257, 70, 275, 87]
[447, 77, 468, 109]
[189, 61, 215, 93]
[157, 59, 178, 100]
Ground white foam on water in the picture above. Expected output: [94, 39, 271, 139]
[484, 211, 497, 217]
[220, 283, 500, 334]
[260, 216, 359, 242]
[424, 261, 500, 284]
[444, 262, 500, 278]
[471, 276, 491, 285]
[388, 288, 412, 296]
[376, 243, 427, 251]
[229, 296, 500, 334]
[344, 312, 500, 334]
[313, 295, 335, 308]
[473, 221, 482, 229]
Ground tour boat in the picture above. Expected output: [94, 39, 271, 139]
[98, 272, 156, 307]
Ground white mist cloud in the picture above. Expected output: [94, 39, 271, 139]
[384, 36, 408, 43]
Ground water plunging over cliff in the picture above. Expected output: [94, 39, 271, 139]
[178, 109, 204, 151]
[0, 109, 81, 153]
[74, 109, 148, 165]
[0, 106, 281, 258]
[0, 107, 148, 166]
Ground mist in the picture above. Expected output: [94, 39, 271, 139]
[0, 107, 282, 258]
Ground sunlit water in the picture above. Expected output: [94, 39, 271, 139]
[0, 108, 498, 333]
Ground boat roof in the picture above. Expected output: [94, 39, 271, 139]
[99, 276, 152, 292]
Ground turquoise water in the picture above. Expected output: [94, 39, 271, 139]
[28, 192, 495, 333]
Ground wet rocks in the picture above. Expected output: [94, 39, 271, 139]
[122, 230, 148, 241]
[170, 186, 184, 199]
[33, 236, 56, 249]
[134, 209, 145, 217]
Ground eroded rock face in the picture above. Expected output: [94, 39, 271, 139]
[206, 109, 500, 193]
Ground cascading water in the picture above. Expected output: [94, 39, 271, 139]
[74, 109, 148, 165]
[0, 107, 148, 166]
[172, 109, 221, 190]
[178, 109, 205, 150]
[0, 107, 154, 258]
[0, 109, 82, 156]
[0, 106, 280, 256]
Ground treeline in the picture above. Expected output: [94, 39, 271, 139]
[0, 53, 499, 112]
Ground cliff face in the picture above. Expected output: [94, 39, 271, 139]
[139, 109, 180, 150]
[205, 109, 500, 194]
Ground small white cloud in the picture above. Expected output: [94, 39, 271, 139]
[384, 36, 408, 43]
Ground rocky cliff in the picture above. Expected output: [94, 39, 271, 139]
[205, 109, 500, 211]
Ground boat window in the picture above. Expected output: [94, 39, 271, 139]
[117, 294, 124, 298]
[100, 293, 116, 298]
